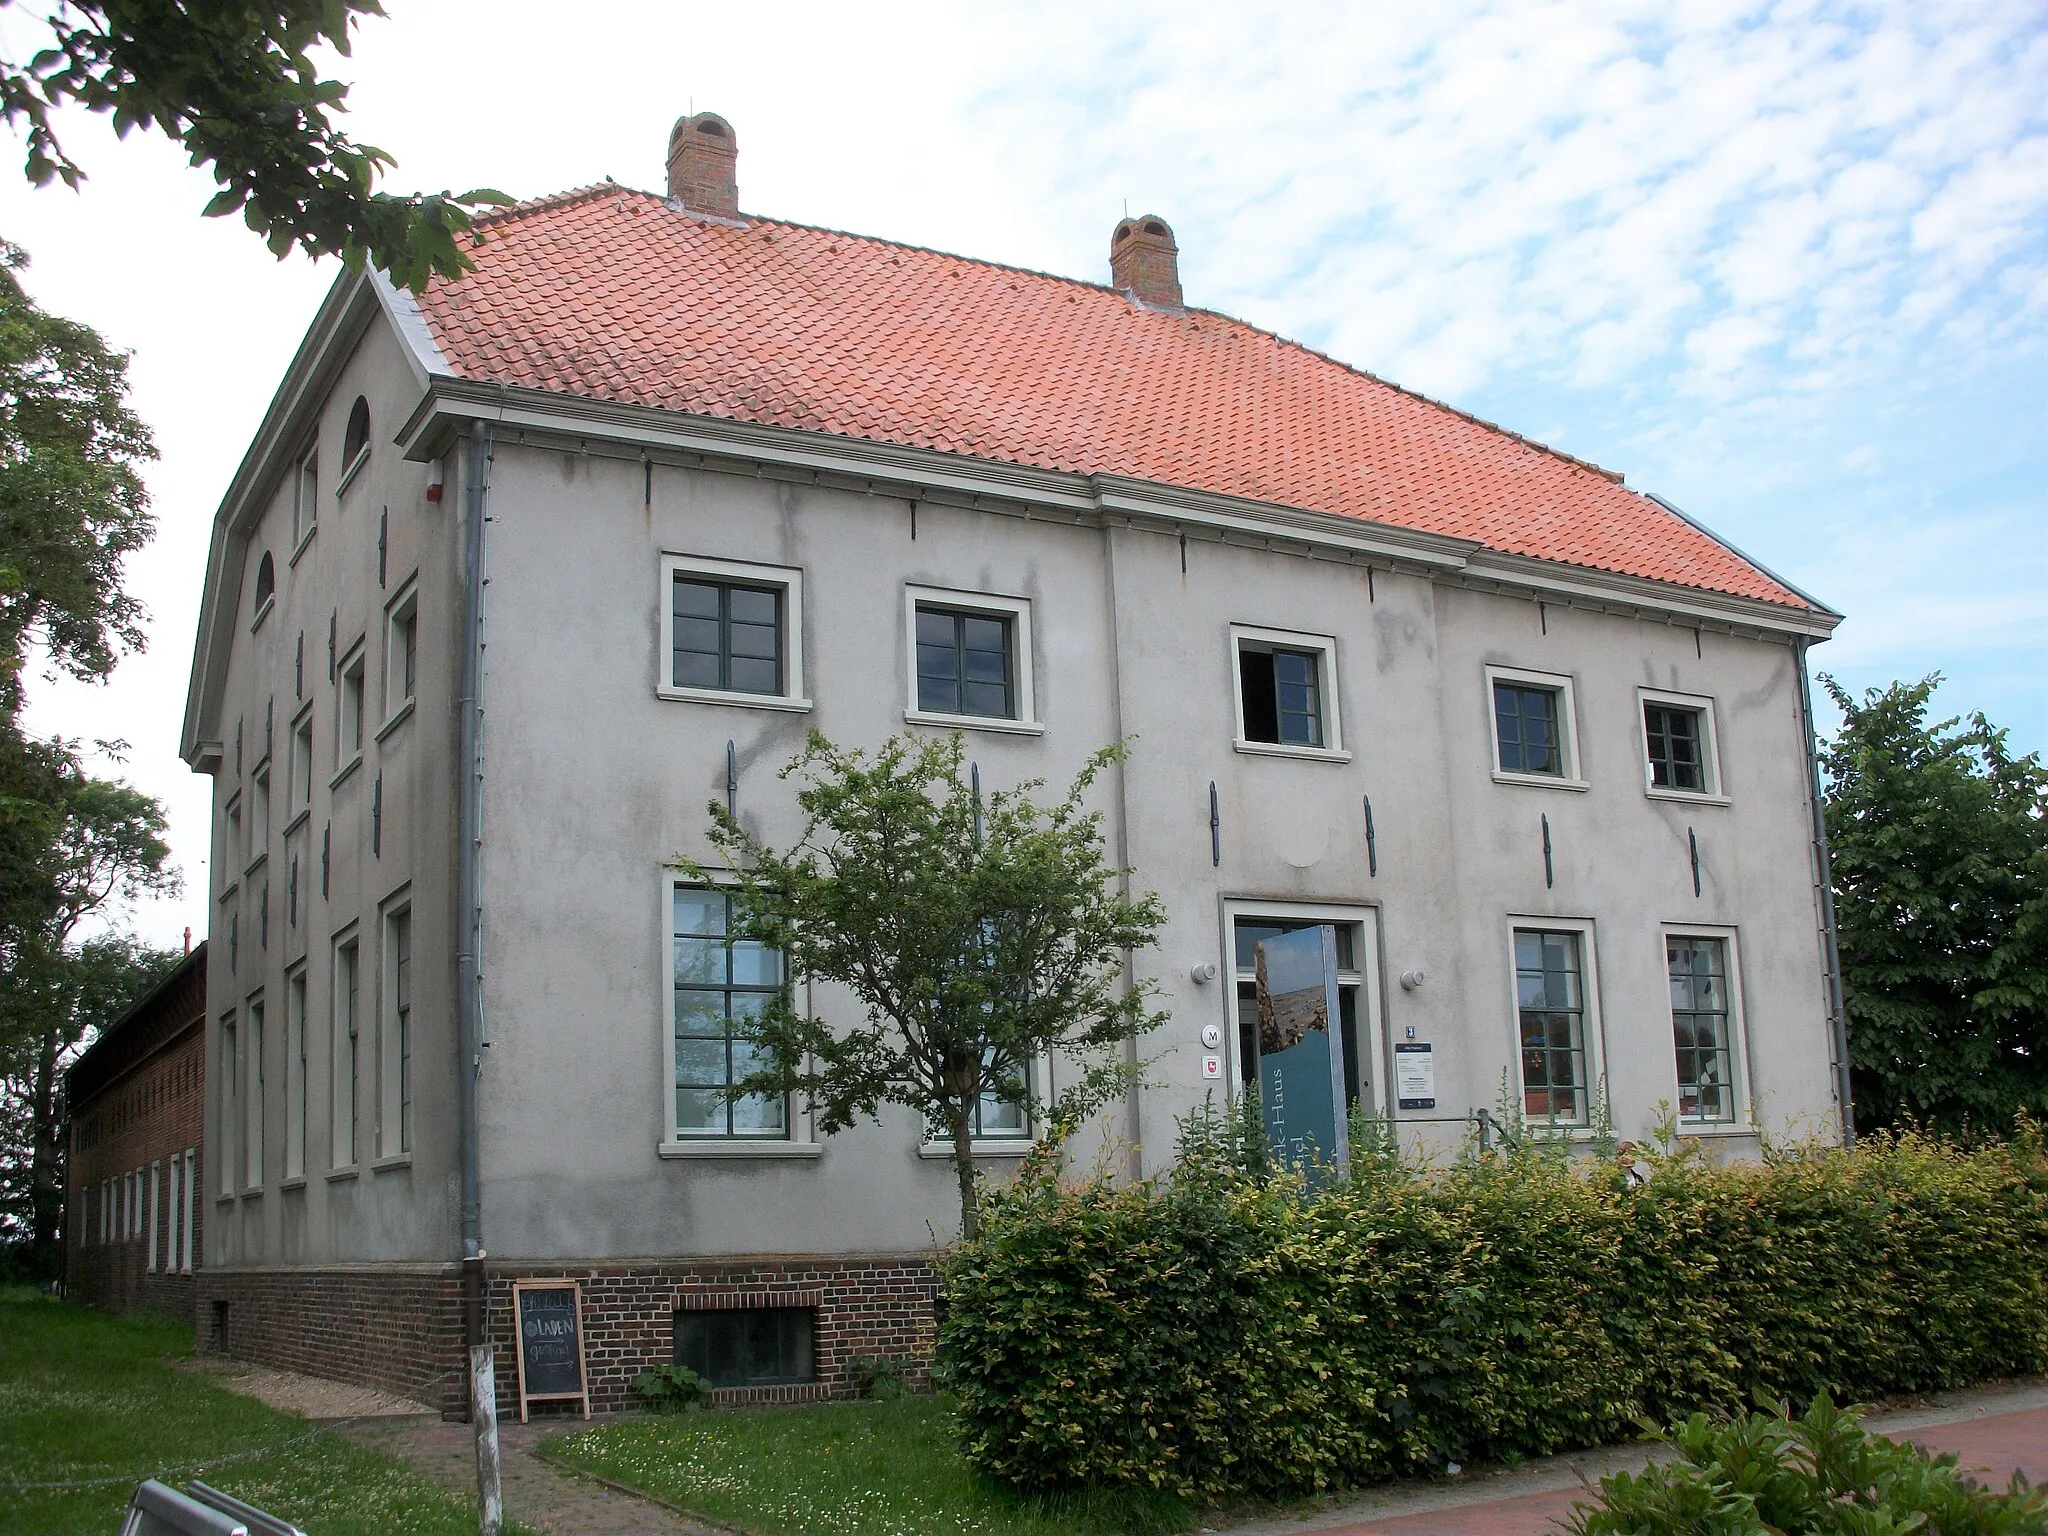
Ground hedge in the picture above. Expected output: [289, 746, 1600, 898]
[937, 1118, 2048, 1501]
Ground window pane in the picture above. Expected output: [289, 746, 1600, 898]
[728, 655, 778, 694]
[676, 1088, 726, 1133]
[1496, 684, 1562, 775]
[673, 647, 720, 689]
[674, 988, 727, 1036]
[961, 615, 1008, 657]
[674, 939, 727, 987]
[1238, 648, 1279, 742]
[963, 680, 1011, 717]
[673, 580, 721, 619]
[728, 587, 778, 627]
[675, 1037, 729, 1084]
[674, 890, 727, 936]
[916, 608, 956, 648]
[1646, 704, 1706, 791]
[730, 942, 782, 987]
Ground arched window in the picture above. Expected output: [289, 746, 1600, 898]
[342, 396, 371, 470]
[253, 551, 276, 616]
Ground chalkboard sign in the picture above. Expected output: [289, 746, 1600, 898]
[512, 1280, 589, 1422]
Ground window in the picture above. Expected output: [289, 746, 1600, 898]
[341, 397, 370, 479]
[385, 584, 418, 721]
[1486, 667, 1583, 785]
[332, 937, 360, 1167]
[1513, 927, 1595, 1124]
[219, 1013, 238, 1194]
[245, 996, 265, 1189]
[1640, 691, 1724, 800]
[904, 587, 1038, 731]
[1230, 911, 1373, 1109]
[969, 1051, 1031, 1140]
[252, 551, 276, 623]
[147, 1161, 160, 1272]
[285, 968, 308, 1180]
[674, 1307, 814, 1388]
[1669, 935, 1739, 1124]
[337, 644, 366, 769]
[672, 887, 787, 1139]
[290, 713, 313, 812]
[659, 555, 807, 706]
[382, 905, 412, 1157]
[248, 767, 270, 869]
[164, 1156, 180, 1271]
[224, 797, 243, 883]
[292, 446, 318, 547]
[181, 1148, 196, 1270]
[916, 607, 1013, 719]
[1230, 626, 1344, 756]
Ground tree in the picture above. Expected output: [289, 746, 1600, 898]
[0, 240, 155, 718]
[1822, 675, 2048, 1134]
[0, 739, 175, 1272]
[683, 732, 1167, 1239]
[1, 0, 502, 288]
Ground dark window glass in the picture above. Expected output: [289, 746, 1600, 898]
[1239, 645, 1323, 746]
[672, 577, 783, 695]
[1669, 938, 1734, 1122]
[1494, 682, 1562, 775]
[343, 397, 370, 467]
[674, 888, 787, 1138]
[916, 606, 1014, 718]
[673, 1307, 814, 1388]
[1645, 703, 1706, 791]
[1515, 930, 1587, 1122]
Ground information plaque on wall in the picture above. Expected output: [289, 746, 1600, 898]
[512, 1279, 590, 1423]
[1395, 1042, 1436, 1110]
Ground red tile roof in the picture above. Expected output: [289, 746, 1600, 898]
[419, 186, 1810, 610]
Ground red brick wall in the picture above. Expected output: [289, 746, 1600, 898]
[195, 1252, 940, 1420]
[65, 997, 206, 1322]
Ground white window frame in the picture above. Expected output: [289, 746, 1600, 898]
[377, 892, 413, 1163]
[1220, 898, 1384, 1110]
[1662, 923, 1753, 1132]
[1639, 688, 1729, 805]
[243, 990, 265, 1192]
[659, 873, 820, 1158]
[1229, 624, 1349, 762]
[290, 441, 319, 557]
[903, 585, 1042, 735]
[181, 1148, 196, 1270]
[283, 964, 308, 1182]
[1504, 915, 1607, 1132]
[333, 638, 367, 785]
[245, 765, 270, 875]
[288, 705, 314, 822]
[217, 1011, 238, 1196]
[917, 1053, 1051, 1160]
[330, 927, 362, 1173]
[380, 577, 419, 736]
[657, 553, 811, 711]
[146, 1160, 160, 1271]
[164, 1155, 179, 1271]
[1486, 665, 1587, 790]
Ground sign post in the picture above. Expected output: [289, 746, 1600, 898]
[1253, 925, 1349, 1184]
[511, 1279, 590, 1423]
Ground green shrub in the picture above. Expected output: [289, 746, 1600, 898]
[633, 1361, 710, 1413]
[939, 1116, 2048, 1502]
[1564, 1392, 2047, 1534]
[848, 1353, 910, 1400]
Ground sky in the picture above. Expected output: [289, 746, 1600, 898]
[3, 0, 2043, 952]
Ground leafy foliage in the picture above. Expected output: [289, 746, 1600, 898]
[0, 1, 505, 288]
[1822, 676, 2048, 1133]
[632, 1361, 710, 1414]
[680, 731, 1166, 1239]
[1564, 1392, 2046, 1535]
[0, 242, 154, 718]
[939, 1116, 2048, 1502]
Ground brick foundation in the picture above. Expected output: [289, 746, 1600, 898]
[198, 1252, 940, 1420]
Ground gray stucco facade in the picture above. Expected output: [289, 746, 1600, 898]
[181, 226, 1844, 1394]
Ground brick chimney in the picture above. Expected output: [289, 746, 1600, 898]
[1111, 215, 1182, 309]
[667, 112, 739, 218]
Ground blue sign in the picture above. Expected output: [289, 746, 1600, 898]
[1255, 925, 1349, 1183]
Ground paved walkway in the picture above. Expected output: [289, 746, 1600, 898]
[1227, 1380, 2048, 1536]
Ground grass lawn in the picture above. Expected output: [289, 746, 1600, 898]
[540, 1394, 1196, 1536]
[0, 1287, 512, 1536]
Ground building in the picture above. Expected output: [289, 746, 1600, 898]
[64, 943, 206, 1319]
[179, 114, 1848, 1416]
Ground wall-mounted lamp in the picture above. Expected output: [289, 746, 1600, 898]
[1399, 970, 1427, 990]
[1191, 961, 1219, 985]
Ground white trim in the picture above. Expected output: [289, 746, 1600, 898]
[658, 552, 808, 705]
[1229, 623, 1345, 757]
[1638, 687, 1729, 803]
[335, 444, 370, 501]
[1219, 898, 1385, 1112]
[1660, 923, 1753, 1131]
[373, 697, 415, 742]
[916, 1140, 1038, 1160]
[146, 1161, 160, 1272]
[381, 575, 419, 731]
[249, 592, 275, 633]
[377, 889, 414, 1160]
[180, 1148, 196, 1270]
[660, 1139, 823, 1159]
[283, 963, 308, 1183]
[903, 584, 1039, 729]
[1485, 665, 1587, 789]
[330, 923, 363, 1172]
[334, 636, 368, 773]
[1504, 915, 1606, 1132]
[288, 524, 317, 569]
[291, 442, 319, 550]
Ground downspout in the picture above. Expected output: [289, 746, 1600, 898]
[457, 421, 491, 1346]
[1794, 638, 1854, 1147]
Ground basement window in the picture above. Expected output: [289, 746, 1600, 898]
[673, 1307, 815, 1388]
